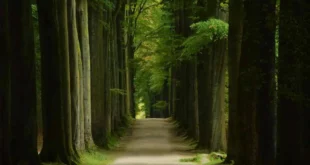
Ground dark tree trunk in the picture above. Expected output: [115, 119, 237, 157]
[196, 0, 216, 150]
[0, 0, 11, 164]
[8, 0, 40, 164]
[104, 9, 112, 143]
[236, 0, 276, 164]
[225, 0, 243, 162]
[172, 0, 193, 132]
[38, 0, 78, 163]
[89, 5, 106, 146]
[193, 0, 228, 152]
[125, 0, 136, 119]
[163, 80, 170, 118]
[116, 2, 127, 122]
[277, 1, 310, 164]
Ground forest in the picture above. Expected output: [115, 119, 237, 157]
[0, 0, 309, 165]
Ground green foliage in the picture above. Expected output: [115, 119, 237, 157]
[89, 0, 115, 11]
[43, 148, 113, 165]
[208, 152, 226, 161]
[80, 149, 112, 165]
[182, 18, 229, 58]
[220, 0, 229, 11]
[152, 100, 168, 110]
[180, 154, 202, 163]
[133, 0, 176, 115]
[106, 134, 120, 149]
[110, 88, 127, 95]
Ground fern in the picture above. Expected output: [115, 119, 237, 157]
[182, 18, 229, 58]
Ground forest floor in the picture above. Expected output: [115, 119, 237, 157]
[110, 118, 199, 165]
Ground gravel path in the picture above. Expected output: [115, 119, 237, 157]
[111, 118, 195, 165]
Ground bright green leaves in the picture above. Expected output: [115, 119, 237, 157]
[182, 18, 229, 58]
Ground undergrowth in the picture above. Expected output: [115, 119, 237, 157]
[180, 154, 202, 163]
[43, 116, 133, 165]
[80, 148, 112, 165]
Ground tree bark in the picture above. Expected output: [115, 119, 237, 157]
[125, 0, 136, 118]
[277, 1, 310, 164]
[196, 0, 217, 150]
[8, 0, 40, 164]
[89, 5, 106, 146]
[209, 39, 228, 152]
[68, 0, 84, 152]
[236, 0, 276, 164]
[225, 0, 243, 162]
[77, 0, 95, 150]
[38, 0, 78, 163]
[0, 0, 11, 164]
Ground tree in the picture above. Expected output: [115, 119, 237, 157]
[277, 1, 310, 164]
[235, 0, 276, 164]
[125, 0, 138, 118]
[225, 0, 243, 163]
[76, 0, 95, 150]
[226, 0, 243, 162]
[195, 0, 228, 151]
[37, 0, 78, 163]
[6, 0, 40, 164]
[0, 0, 12, 164]
[68, 0, 83, 152]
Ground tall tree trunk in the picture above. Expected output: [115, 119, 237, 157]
[8, 0, 40, 164]
[209, 39, 228, 152]
[89, 5, 106, 146]
[38, 0, 78, 163]
[0, 0, 11, 164]
[195, 0, 228, 152]
[277, 1, 310, 164]
[236, 0, 276, 164]
[125, 0, 136, 118]
[77, 0, 95, 150]
[225, 0, 243, 162]
[104, 9, 112, 143]
[112, 0, 123, 130]
[196, 0, 216, 150]
[68, 0, 84, 152]
[116, 2, 126, 122]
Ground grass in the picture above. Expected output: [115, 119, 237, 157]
[106, 133, 120, 149]
[180, 154, 202, 163]
[80, 148, 112, 165]
[204, 152, 227, 165]
[41, 148, 112, 165]
[42, 117, 133, 165]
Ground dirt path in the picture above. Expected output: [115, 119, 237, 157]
[111, 118, 196, 165]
